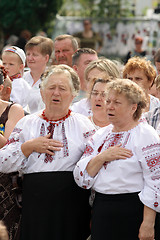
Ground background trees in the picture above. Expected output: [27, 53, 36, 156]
[0, 0, 63, 36]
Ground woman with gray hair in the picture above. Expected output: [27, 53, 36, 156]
[0, 65, 96, 240]
[74, 78, 160, 240]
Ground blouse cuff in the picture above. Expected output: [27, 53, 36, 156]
[74, 156, 96, 189]
[139, 186, 160, 213]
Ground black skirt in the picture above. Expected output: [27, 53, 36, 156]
[20, 171, 91, 240]
[91, 192, 144, 240]
[0, 172, 21, 240]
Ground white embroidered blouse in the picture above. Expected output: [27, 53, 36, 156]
[0, 111, 95, 174]
[73, 122, 160, 212]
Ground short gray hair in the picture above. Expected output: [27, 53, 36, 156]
[41, 64, 80, 96]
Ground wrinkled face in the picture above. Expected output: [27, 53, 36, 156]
[54, 39, 75, 66]
[155, 62, 160, 75]
[106, 90, 136, 128]
[75, 53, 98, 82]
[26, 46, 49, 71]
[41, 73, 74, 113]
[2, 52, 23, 77]
[90, 82, 107, 114]
[126, 69, 152, 92]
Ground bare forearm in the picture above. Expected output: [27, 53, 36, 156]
[86, 153, 105, 177]
[139, 205, 156, 240]
[21, 139, 34, 157]
[143, 205, 156, 227]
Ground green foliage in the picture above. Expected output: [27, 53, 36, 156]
[60, 0, 133, 18]
[0, 0, 63, 36]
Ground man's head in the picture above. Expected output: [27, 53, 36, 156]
[72, 48, 98, 91]
[54, 34, 78, 66]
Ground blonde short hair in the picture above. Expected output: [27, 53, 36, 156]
[25, 36, 54, 58]
[85, 58, 120, 82]
[106, 78, 147, 121]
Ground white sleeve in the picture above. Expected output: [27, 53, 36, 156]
[0, 119, 28, 173]
[138, 135, 160, 213]
[74, 139, 98, 189]
[10, 79, 31, 108]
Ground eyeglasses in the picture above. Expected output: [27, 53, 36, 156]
[91, 91, 106, 98]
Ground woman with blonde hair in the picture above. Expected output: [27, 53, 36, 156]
[71, 58, 120, 116]
[74, 78, 160, 240]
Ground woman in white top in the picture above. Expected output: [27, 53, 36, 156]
[88, 78, 111, 130]
[24, 36, 54, 113]
[74, 79, 160, 240]
[0, 65, 96, 240]
[71, 58, 120, 116]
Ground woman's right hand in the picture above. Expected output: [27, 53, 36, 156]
[86, 144, 133, 177]
[100, 144, 133, 162]
[21, 133, 63, 157]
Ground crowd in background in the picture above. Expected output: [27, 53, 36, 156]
[0, 20, 160, 240]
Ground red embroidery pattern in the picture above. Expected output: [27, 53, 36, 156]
[62, 122, 69, 157]
[83, 129, 96, 138]
[146, 155, 160, 170]
[142, 143, 160, 152]
[154, 185, 160, 208]
[44, 123, 55, 163]
[97, 132, 130, 170]
[13, 127, 22, 134]
[5, 138, 19, 145]
[83, 145, 94, 157]
[142, 143, 160, 180]
[40, 123, 45, 136]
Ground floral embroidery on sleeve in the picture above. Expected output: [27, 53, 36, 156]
[142, 143, 160, 180]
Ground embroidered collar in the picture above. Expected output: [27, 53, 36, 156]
[42, 109, 71, 126]
[10, 73, 22, 81]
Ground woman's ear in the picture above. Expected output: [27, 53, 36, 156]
[45, 54, 50, 63]
[132, 103, 137, 113]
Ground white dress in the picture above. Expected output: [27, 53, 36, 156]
[74, 122, 160, 213]
[23, 71, 45, 113]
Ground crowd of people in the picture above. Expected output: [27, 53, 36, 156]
[0, 25, 160, 240]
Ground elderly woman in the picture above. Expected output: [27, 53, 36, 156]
[71, 58, 120, 116]
[74, 79, 160, 240]
[0, 65, 96, 240]
[123, 56, 160, 112]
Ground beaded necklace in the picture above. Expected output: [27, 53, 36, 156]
[41, 109, 71, 126]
